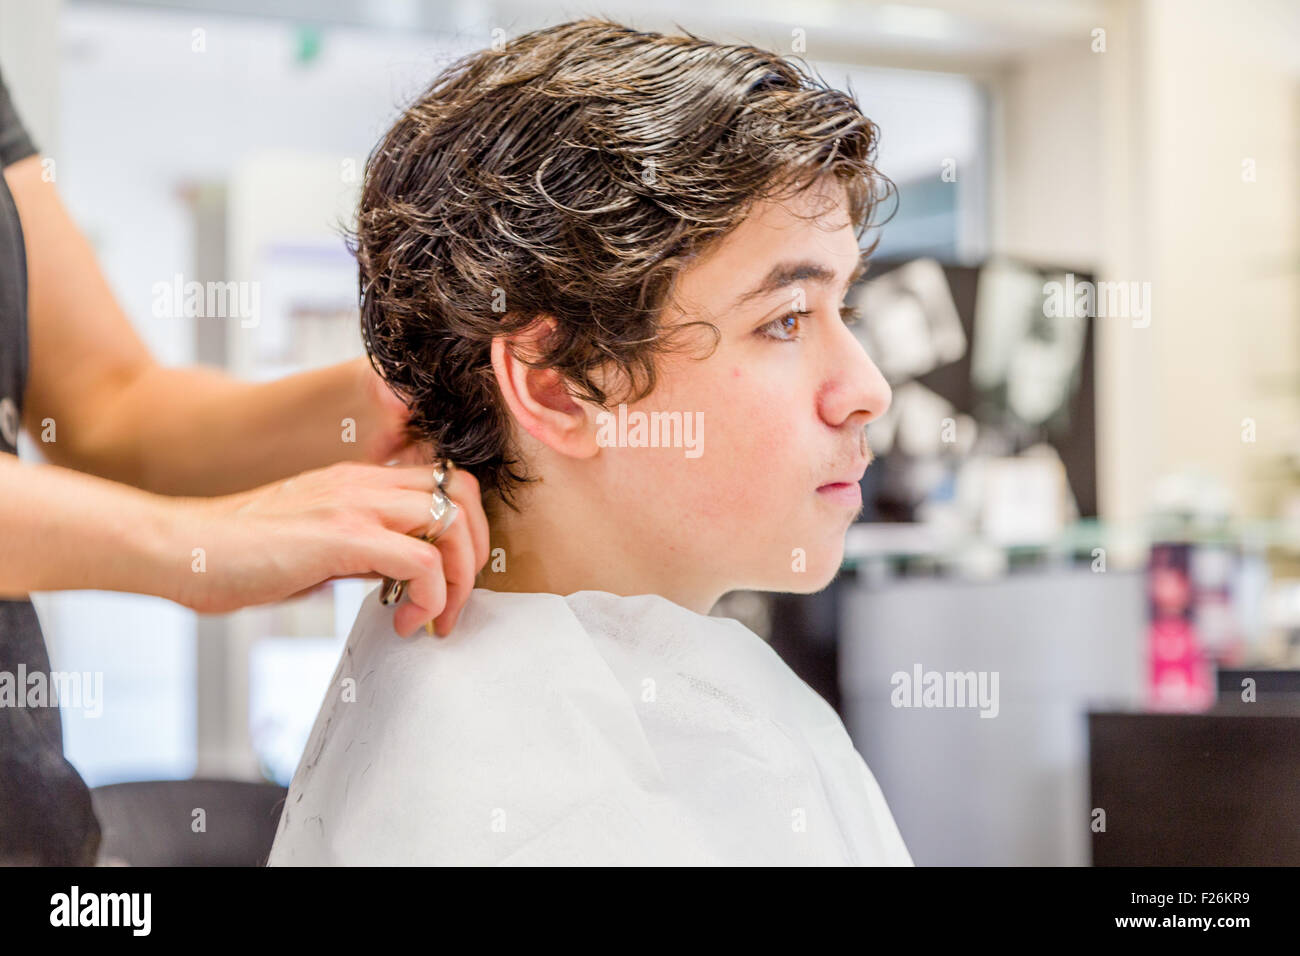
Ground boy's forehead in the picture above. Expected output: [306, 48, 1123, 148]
[674, 183, 858, 307]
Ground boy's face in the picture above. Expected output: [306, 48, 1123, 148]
[590, 176, 892, 596]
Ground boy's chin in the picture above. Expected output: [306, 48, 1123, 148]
[747, 550, 845, 596]
[786, 565, 843, 595]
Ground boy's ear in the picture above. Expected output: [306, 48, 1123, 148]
[490, 316, 600, 460]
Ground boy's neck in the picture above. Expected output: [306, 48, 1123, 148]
[474, 482, 720, 615]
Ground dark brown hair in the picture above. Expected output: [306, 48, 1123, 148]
[357, 17, 891, 508]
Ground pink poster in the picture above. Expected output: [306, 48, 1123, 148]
[1147, 542, 1216, 711]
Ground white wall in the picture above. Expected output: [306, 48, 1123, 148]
[992, 0, 1300, 533]
[0, 0, 61, 153]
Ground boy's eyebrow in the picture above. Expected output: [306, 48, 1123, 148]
[730, 256, 868, 309]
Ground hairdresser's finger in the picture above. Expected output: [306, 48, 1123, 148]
[401, 546, 449, 637]
[445, 469, 490, 571]
[391, 566, 447, 637]
[343, 532, 441, 595]
[380, 466, 488, 562]
[430, 522, 476, 636]
[393, 599, 440, 639]
[432, 503, 476, 582]
[382, 462, 458, 491]
[359, 486, 452, 536]
[432, 572, 472, 637]
[368, 463, 489, 584]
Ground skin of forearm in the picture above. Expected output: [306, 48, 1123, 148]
[7, 156, 385, 498]
[0, 454, 183, 602]
[58, 359, 377, 497]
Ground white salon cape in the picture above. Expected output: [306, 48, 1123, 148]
[268, 587, 913, 866]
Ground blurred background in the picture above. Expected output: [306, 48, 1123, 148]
[2, 0, 1297, 865]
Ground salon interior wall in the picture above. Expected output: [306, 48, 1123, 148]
[0, 0, 60, 154]
[990, 0, 1300, 540]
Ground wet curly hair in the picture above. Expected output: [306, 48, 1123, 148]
[357, 17, 892, 509]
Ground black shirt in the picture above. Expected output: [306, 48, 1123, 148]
[0, 68, 101, 865]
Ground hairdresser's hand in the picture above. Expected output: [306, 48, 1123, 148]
[167, 461, 490, 637]
[352, 357, 427, 466]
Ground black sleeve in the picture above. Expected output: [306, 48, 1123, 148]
[0, 67, 37, 168]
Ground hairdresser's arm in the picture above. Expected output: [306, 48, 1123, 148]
[0, 454, 486, 637]
[5, 154, 409, 496]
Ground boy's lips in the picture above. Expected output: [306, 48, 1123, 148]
[811, 473, 863, 509]
[816, 481, 863, 507]
[816, 457, 868, 506]
[819, 459, 870, 488]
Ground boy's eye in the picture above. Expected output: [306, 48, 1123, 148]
[762, 312, 804, 340]
[758, 305, 861, 341]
